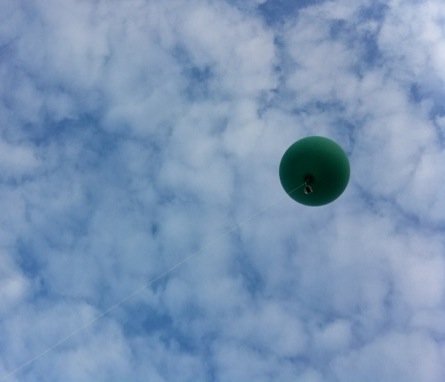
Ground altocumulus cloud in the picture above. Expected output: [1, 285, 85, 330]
[0, 0, 444, 381]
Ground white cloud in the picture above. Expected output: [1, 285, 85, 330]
[391, 251, 445, 309]
[0, 140, 40, 179]
[0, 252, 29, 315]
[379, 0, 445, 83]
[0, 0, 444, 381]
[332, 331, 444, 382]
[313, 319, 352, 354]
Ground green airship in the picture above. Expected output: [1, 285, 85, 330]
[279, 136, 350, 206]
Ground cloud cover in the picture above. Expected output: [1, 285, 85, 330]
[0, 0, 444, 381]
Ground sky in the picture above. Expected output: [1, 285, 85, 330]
[0, 0, 445, 381]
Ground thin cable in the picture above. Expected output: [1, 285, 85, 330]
[1, 182, 305, 381]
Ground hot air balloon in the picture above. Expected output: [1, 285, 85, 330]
[279, 136, 350, 206]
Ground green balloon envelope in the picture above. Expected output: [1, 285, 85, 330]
[279, 136, 350, 206]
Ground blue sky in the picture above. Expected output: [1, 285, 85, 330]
[1, 0, 445, 381]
